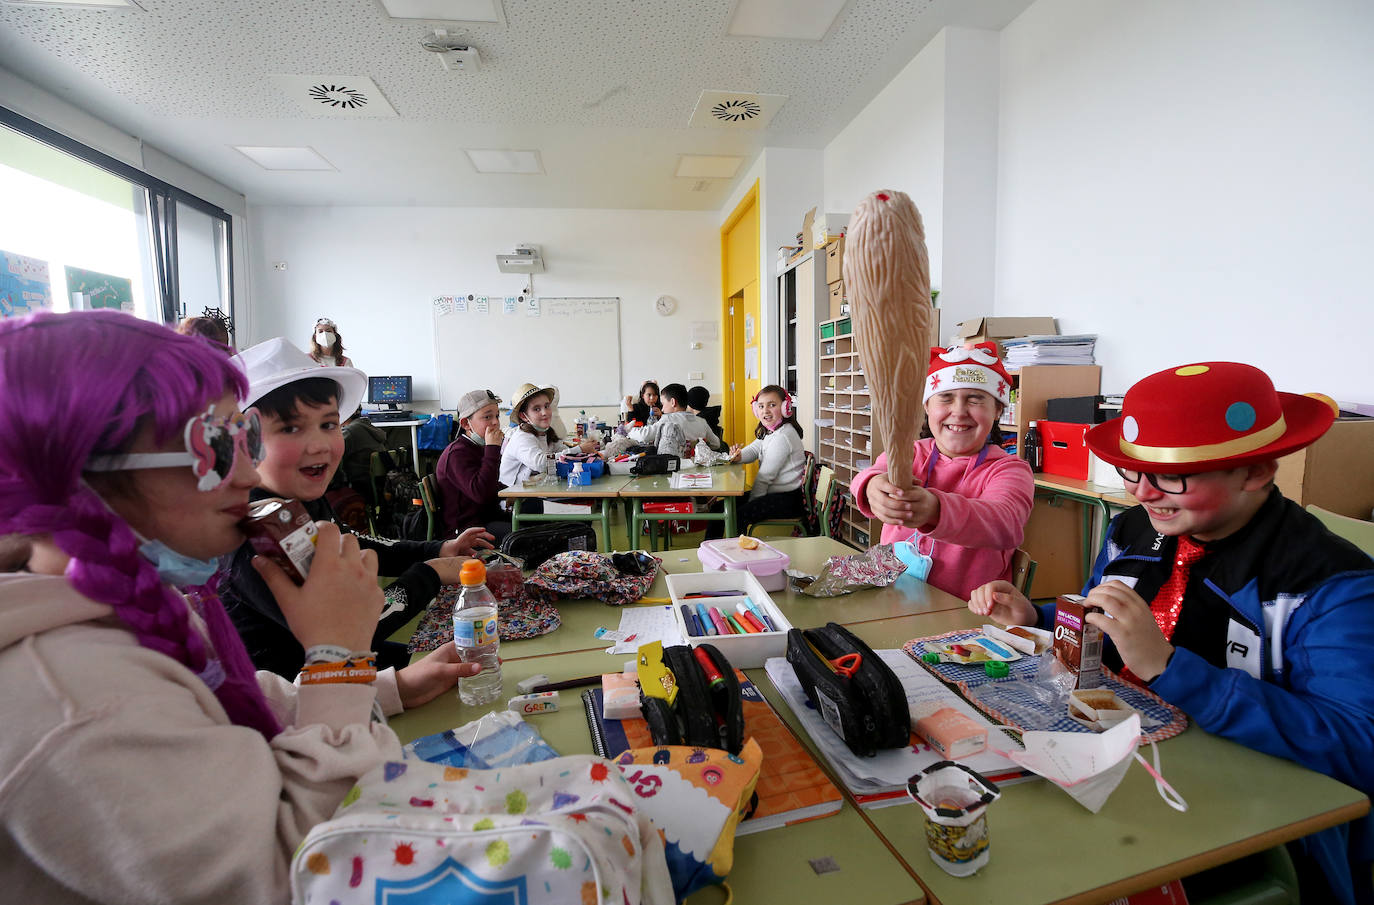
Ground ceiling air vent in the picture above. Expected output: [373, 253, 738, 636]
[271, 75, 398, 118]
[688, 90, 787, 129]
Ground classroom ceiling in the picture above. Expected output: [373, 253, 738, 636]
[0, 0, 1032, 210]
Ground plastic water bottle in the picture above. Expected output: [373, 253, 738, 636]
[1023, 420, 1044, 473]
[454, 560, 502, 706]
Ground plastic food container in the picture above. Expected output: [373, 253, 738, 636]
[697, 537, 791, 591]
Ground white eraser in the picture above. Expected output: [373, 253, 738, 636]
[516, 674, 550, 694]
[508, 691, 560, 714]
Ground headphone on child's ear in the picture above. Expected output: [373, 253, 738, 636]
[750, 388, 794, 419]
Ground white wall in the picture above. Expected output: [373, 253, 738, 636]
[996, 0, 1374, 400]
[246, 205, 721, 417]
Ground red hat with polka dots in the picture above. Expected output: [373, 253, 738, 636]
[1085, 362, 1335, 475]
[923, 342, 1013, 406]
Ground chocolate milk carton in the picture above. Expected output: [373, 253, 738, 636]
[1052, 594, 1104, 689]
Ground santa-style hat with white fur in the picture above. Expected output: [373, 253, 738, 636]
[922, 341, 1013, 406]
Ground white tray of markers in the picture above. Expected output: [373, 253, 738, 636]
[665, 570, 792, 668]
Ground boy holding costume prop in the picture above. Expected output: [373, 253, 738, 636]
[970, 362, 1374, 903]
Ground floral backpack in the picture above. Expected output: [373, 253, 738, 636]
[291, 755, 675, 905]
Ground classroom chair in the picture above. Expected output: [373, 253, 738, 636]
[749, 451, 818, 539]
[814, 466, 847, 540]
[368, 448, 413, 532]
[419, 474, 441, 542]
[1010, 548, 1038, 597]
[1306, 504, 1374, 558]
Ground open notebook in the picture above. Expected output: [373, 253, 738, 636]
[582, 672, 843, 834]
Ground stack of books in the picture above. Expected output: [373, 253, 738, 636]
[1002, 333, 1097, 367]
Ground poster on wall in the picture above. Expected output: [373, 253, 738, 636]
[503, 296, 517, 314]
[474, 296, 489, 315]
[0, 249, 53, 319]
[64, 266, 133, 312]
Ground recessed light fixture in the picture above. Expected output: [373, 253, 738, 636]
[375, 0, 503, 25]
[726, 0, 846, 41]
[465, 149, 543, 175]
[675, 155, 744, 179]
[233, 146, 336, 172]
[2, 0, 142, 7]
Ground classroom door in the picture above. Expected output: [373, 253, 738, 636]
[720, 181, 759, 448]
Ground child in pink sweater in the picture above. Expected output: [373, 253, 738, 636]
[851, 343, 1034, 599]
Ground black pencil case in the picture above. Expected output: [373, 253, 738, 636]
[785, 622, 910, 757]
[630, 454, 680, 476]
[639, 643, 744, 754]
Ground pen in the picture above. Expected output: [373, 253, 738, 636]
[682, 590, 747, 599]
[695, 602, 716, 635]
[530, 674, 605, 693]
[638, 597, 672, 604]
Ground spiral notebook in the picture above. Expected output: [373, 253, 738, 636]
[581, 671, 843, 834]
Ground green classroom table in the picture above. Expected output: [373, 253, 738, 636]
[395, 538, 1369, 905]
[618, 463, 750, 550]
[498, 472, 632, 552]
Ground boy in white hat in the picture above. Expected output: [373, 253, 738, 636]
[435, 388, 512, 541]
[220, 338, 491, 678]
[971, 361, 1374, 903]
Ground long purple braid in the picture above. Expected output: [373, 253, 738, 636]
[0, 310, 281, 738]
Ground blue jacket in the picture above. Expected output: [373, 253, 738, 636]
[1035, 491, 1374, 903]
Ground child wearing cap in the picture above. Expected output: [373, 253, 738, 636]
[220, 338, 492, 678]
[309, 317, 352, 367]
[499, 383, 600, 504]
[969, 361, 1374, 903]
[435, 388, 512, 541]
[852, 343, 1035, 600]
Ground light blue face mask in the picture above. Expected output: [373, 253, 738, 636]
[894, 535, 935, 582]
[138, 538, 222, 587]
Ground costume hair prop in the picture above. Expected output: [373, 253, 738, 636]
[0, 309, 281, 739]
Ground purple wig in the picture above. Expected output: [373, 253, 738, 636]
[0, 309, 281, 739]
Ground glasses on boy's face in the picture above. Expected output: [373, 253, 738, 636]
[1115, 467, 1188, 495]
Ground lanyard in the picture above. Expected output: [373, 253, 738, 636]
[923, 443, 990, 486]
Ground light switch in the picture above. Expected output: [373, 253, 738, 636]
[688, 371, 704, 380]
[689, 341, 702, 350]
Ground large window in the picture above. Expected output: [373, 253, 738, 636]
[0, 108, 233, 328]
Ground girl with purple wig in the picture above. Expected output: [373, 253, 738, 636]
[0, 310, 477, 902]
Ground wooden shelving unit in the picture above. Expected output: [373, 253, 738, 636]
[817, 317, 882, 549]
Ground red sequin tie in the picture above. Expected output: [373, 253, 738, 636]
[1148, 535, 1207, 642]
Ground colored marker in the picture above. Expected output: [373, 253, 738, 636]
[695, 602, 716, 635]
[683, 590, 748, 599]
[746, 600, 778, 632]
[707, 606, 732, 635]
[725, 613, 749, 635]
[680, 604, 700, 637]
[735, 605, 766, 633]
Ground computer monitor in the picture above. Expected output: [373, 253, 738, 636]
[367, 375, 412, 411]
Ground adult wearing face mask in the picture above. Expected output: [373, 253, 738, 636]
[435, 389, 512, 541]
[309, 317, 352, 367]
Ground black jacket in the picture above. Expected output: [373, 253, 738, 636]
[221, 488, 445, 678]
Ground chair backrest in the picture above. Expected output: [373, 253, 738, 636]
[815, 466, 845, 539]
[1009, 548, 1037, 596]
[419, 474, 440, 541]
[1306, 504, 1374, 558]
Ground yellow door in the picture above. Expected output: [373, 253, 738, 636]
[720, 182, 759, 448]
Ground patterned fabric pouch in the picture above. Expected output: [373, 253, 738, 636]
[524, 550, 662, 607]
[612, 740, 762, 901]
[291, 755, 675, 905]
[408, 584, 561, 652]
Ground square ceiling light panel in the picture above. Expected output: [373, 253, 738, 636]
[726, 0, 847, 41]
[674, 155, 744, 179]
[271, 75, 398, 118]
[464, 149, 543, 174]
[375, 0, 503, 25]
[234, 146, 336, 171]
[688, 91, 788, 129]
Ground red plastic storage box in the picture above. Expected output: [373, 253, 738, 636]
[1040, 420, 1091, 480]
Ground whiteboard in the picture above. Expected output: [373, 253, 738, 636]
[434, 296, 621, 410]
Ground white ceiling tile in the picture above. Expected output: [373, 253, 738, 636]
[675, 154, 744, 179]
[234, 146, 336, 171]
[464, 149, 543, 174]
[376, 0, 503, 25]
[726, 0, 847, 41]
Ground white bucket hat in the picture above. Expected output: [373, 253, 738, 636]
[509, 382, 557, 425]
[233, 337, 367, 416]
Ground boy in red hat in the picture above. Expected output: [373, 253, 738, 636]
[971, 361, 1374, 904]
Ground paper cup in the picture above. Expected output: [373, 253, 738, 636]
[906, 762, 1001, 877]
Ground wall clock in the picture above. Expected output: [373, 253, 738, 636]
[655, 295, 677, 316]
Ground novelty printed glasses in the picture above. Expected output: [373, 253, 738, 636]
[1114, 467, 1188, 495]
[86, 405, 264, 492]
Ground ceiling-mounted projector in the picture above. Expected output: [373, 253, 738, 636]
[496, 245, 544, 274]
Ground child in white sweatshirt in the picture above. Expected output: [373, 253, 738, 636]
[627, 382, 721, 457]
[707, 384, 806, 537]
[499, 382, 600, 513]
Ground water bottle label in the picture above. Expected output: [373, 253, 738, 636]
[454, 615, 498, 646]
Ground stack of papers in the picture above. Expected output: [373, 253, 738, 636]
[764, 651, 1033, 808]
[1002, 333, 1097, 367]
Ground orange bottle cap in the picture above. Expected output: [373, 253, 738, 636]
[459, 559, 486, 585]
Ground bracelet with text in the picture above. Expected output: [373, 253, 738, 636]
[299, 655, 378, 685]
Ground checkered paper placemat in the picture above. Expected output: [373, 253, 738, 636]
[902, 629, 1188, 744]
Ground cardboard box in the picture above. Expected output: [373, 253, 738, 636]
[1276, 417, 1374, 519]
[825, 237, 845, 285]
[811, 212, 849, 250]
[954, 316, 1057, 356]
[828, 281, 845, 319]
[1052, 594, 1103, 690]
[800, 207, 816, 250]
